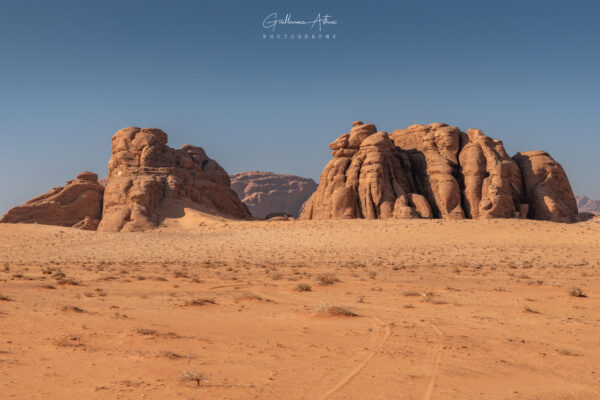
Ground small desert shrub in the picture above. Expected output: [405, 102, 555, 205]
[270, 272, 283, 280]
[234, 293, 264, 302]
[184, 298, 216, 306]
[317, 304, 357, 317]
[0, 294, 12, 301]
[568, 287, 586, 297]
[53, 335, 83, 347]
[137, 328, 158, 336]
[314, 273, 339, 286]
[41, 284, 56, 290]
[61, 306, 85, 313]
[161, 351, 183, 359]
[180, 369, 207, 386]
[294, 283, 312, 292]
[56, 277, 81, 286]
[403, 291, 420, 297]
[556, 348, 581, 356]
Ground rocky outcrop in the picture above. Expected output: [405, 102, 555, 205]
[0, 172, 104, 228]
[576, 196, 600, 215]
[98, 127, 251, 232]
[230, 171, 317, 219]
[301, 121, 577, 222]
[390, 124, 464, 219]
[513, 151, 578, 222]
[300, 121, 432, 220]
[459, 129, 526, 219]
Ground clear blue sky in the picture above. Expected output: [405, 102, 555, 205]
[1, 0, 599, 214]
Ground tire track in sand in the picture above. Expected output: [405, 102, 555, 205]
[423, 321, 444, 400]
[317, 317, 391, 400]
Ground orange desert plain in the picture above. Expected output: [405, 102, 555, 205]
[1, 212, 600, 399]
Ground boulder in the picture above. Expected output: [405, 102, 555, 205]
[512, 151, 578, 222]
[390, 123, 464, 219]
[97, 127, 251, 232]
[459, 129, 526, 218]
[0, 171, 104, 229]
[299, 122, 430, 220]
[230, 171, 317, 219]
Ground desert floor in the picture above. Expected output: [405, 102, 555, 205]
[1, 215, 600, 399]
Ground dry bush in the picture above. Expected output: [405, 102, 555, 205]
[0, 294, 12, 301]
[568, 287, 586, 297]
[184, 298, 216, 306]
[180, 369, 207, 386]
[314, 273, 339, 286]
[234, 293, 264, 302]
[403, 291, 420, 297]
[53, 335, 83, 347]
[40, 284, 56, 290]
[137, 328, 158, 336]
[294, 283, 312, 292]
[61, 306, 85, 313]
[317, 304, 357, 317]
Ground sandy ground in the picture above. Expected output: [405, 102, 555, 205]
[1, 214, 600, 399]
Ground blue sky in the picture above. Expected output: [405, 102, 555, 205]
[1, 0, 599, 214]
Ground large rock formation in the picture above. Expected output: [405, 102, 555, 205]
[301, 121, 577, 222]
[513, 151, 578, 222]
[230, 171, 317, 219]
[300, 121, 432, 220]
[576, 196, 600, 215]
[0, 172, 104, 228]
[98, 127, 251, 232]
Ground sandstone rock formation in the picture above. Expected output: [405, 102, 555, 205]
[390, 123, 464, 219]
[98, 127, 251, 232]
[301, 121, 577, 222]
[0, 172, 104, 228]
[230, 171, 317, 219]
[458, 129, 526, 219]
[513, 151, 578, 222]
[576, 196, 600, 215]
[300, 121, 432, 220]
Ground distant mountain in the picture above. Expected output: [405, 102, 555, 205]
[577, 196, 600, 215]
[230, 171, 317, 219]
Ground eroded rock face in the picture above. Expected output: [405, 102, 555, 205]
[98, 127, 250, 232]
[0, 172, 104, 228]
[302, 121, 577, 222]
[390, 123, 464, 219]
[459, 129, 526, 218]
[513, 151, 578, 222]
[230, 171, 317, 219]
[300, 121, 432, 220]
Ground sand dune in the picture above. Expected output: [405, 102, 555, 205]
[1, 218, 599, 399]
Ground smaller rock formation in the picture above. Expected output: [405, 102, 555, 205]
[513, 151, 578, 222]
[98, 127, 250, 232]
[230, 171, 317, 219]
[0, 172, 104, 229]
[576, 196, 600, 215]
